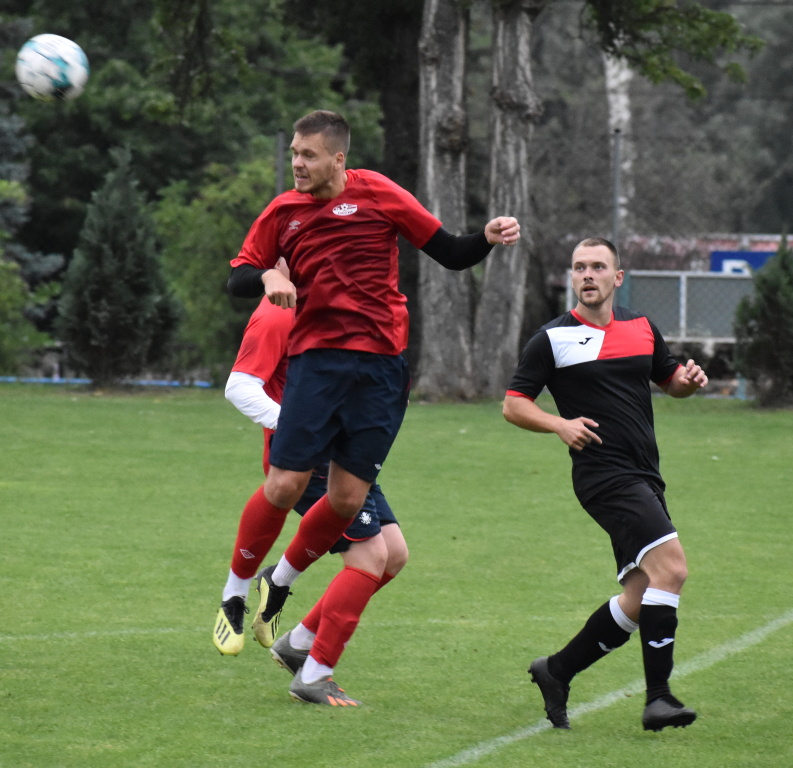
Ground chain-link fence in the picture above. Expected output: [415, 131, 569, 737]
[565, 270, 754, 344]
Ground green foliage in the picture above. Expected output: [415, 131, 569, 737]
[56, 147, 179, 387]
[734, 236, 793, 406]
[0, 257, 49, 373]
[584, 0, 765, 99]
[154, 135, 276, 381]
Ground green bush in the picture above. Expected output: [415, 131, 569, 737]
[734, 236, 793, 406]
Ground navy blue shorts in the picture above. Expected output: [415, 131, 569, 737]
[270, 349, 411, 483]
[294, 467, 398, 555]
[582, 479, 678, 583]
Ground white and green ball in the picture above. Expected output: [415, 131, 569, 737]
[15, 34, 90, 102]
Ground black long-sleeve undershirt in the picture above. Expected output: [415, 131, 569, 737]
[226, 226, 493, 298]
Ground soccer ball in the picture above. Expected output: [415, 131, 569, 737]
[15, 34, 90, 102]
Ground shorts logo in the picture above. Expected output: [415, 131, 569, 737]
[289, 219, 301, 230]
[359, 511, 372, 526]
[332, 203, 357, 216]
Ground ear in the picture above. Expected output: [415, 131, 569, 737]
[614, 269, 625, 288]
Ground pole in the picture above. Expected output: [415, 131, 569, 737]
[611, 128, 621, 251]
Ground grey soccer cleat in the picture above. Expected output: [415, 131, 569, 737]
[642, 695, 697, 732]
[270, 630, 309, 676]
[289, 672, 362, 707]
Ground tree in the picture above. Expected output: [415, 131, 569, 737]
[57, 147, 178, 387]
[154, 136, 278, 382]
[734, 237, 793, 407]
[416, 0, 763, 400]
[413, 0, 476, 399]
[472, 0, 547, 399]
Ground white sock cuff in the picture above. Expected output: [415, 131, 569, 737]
[222, 570, 252, 603]
[641, 587, 680, 609]
[609, 595, 639, 633]
[289, 622, 315, 651]
[272, 556, 301, 587]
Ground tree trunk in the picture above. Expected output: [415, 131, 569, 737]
[414, 0, 476, 400]
[602, 50, 635, 248]
[473, 0, 547, 399]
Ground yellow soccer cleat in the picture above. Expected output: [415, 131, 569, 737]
[212, 596, 247, 656]
[251, 565, 291, 648]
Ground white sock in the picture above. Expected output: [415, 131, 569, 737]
[609, 595, 639, 633]
[272, 556, 301, 587]
[222, 570, 252, 602]
[642, 587, 680, 609]
[301, 654, 333, 684]
[289, 623, 315, 651]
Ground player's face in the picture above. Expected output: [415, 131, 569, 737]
[290, 132, 345, 199]
[571, 245, 624, 309]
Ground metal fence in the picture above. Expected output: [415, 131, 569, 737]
[566, 271, 755, 344]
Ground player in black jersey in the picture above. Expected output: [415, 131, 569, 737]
[504, 237, 708, 732]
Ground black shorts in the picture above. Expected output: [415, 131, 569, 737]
[582, 479, 678, 583]
[271, 349, 410, 483]
[293, 469, 398, 555]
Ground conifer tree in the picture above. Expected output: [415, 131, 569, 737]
[734, 235, 793, 406]
[57, 147, 179, 387]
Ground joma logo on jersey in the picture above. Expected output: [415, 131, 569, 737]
[332, 203, 358, 216]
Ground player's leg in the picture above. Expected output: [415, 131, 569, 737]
[636, 536, 696, 731]
[251, 467, 321, 648]
[212, 484, 293, 656]
[279, 489, 407, 705]
[529, 483, 652, 728]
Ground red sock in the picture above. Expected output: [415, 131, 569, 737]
[282, 494, 352, 572]
[310, 566, 380, 668]
[302, 569, 396, 634]
[229, 487, 290, 579]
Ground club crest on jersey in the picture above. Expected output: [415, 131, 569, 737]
[332, 203, 357, 216]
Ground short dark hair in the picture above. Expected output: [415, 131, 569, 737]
[572, 237, 620, 268]
[293, 110, 350, 156]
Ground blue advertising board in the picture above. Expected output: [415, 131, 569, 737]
[710, 251, 775, 274]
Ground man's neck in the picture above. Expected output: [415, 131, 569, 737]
[574, 303, 613, 328]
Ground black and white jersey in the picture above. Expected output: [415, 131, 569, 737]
[506, 306, 681, 504]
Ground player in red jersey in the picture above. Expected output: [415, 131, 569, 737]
[213, 259, 409, 706]
[227, 110, 519, 703]
[503, 237, 708, 732]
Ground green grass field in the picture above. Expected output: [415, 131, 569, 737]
[1, 384, 791, 768]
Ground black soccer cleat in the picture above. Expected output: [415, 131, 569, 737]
[642, 695, 697, 732]
[529, 656, 571, 729]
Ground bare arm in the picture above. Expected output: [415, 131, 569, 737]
[659, 359, 708, 398]
[503, 394, 602, 452]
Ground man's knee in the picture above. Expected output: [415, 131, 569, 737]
[264, 469, 309, 509]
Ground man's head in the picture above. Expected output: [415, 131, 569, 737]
[570, 237, 624, 314]
[290, 111, 350, 199]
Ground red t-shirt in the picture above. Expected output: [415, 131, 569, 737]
[230, 168, 442, 356]
[231, 297, 295, 473]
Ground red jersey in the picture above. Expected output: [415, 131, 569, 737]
[230, 168, 442, 356]
[231, 297, 295, 473]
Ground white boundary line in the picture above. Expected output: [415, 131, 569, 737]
[0, 627, 188, 642]
[425, 608, 793, 768]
